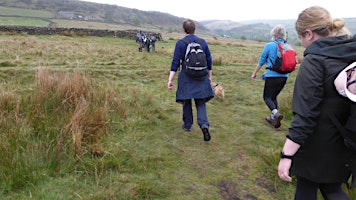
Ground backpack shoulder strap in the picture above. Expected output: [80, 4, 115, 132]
[328, 114, 348, 138]
[268, 41, 280, 65]
[182, 37, 203, 45]
[196, 38, 203, 45]
[332, 110, 356, 189]
[181, 38, 190, 45]
[180, 38, 190, 70]
[327, 103, 356, 153]
[275, 41, 283, 52]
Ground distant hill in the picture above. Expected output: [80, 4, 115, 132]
[0, 0, 210, 34]
[202, 18, 356, 44]
[0, 0, 355, 44]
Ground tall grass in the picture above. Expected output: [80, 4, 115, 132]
[0, 67, 124, 191]
[0, 33, 354, 200]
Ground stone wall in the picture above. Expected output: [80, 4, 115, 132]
[0, 26, 162, 41]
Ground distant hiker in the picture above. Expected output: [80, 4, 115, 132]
[136, 30, 143, 52]
[251, 24, 290, 128]
[277, 6, 356, 200]
[144, 34, 151, 52]
[167, 19, 214, 141]
[149, 33, 156, 52]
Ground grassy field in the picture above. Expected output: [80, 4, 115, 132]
[0, 6, 53, 18]
[0, 32, 354, 200]
[0, 5, 149, 31]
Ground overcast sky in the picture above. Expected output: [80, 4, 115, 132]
[80, 0, 354, 22]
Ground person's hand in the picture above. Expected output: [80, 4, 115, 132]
[251, 73, 257, 80]
[168, 81, 173, 90]
[278, 158, 293, 182]
[251, 72, 257, 80]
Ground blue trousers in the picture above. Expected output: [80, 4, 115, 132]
[182, 99, 209, 130]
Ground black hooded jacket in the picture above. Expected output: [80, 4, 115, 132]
[287, 35, 356, 183]
[304, 35, 356, 61]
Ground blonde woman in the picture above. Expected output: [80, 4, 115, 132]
[278, 6, 356, 200]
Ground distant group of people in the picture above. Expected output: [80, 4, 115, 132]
[167, 6, 356, 200]
[136, 30, 156, 52]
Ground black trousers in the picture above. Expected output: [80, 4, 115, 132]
[295, 176, 350, 200]
[263, 77, 287, 111]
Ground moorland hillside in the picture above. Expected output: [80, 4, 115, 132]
[2, 0, 355, 43]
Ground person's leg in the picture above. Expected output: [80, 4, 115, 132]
[294, 176, 319, 200]
[264, 78, 279, 126]
[138, 42, 142, 52]
[194, 99, 209, 128]
[263, 77, 287, 111]
[320, 182, 350, 200]
[270, 77, 287, 110]
[182, 99, 193, 130]
[145, 43, 150, 52]
[195, 98, 210, 141]
[263, 78, 277, 111]
[263, 77, 286, 128]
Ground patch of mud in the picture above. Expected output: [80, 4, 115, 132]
[218, 180, 240, 200]
[255, 177, 276, 193]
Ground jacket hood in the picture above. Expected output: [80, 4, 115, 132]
[304, 35, 356, 63]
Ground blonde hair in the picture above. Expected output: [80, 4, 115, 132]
[336, 27, 351, 38]
[295, 6, 345, 37]
[270, 24, 286, 41]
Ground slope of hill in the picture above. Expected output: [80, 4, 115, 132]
[202, 18, 356, 44]
[0, 0, 210, 34]
[0, 0, 355, 44]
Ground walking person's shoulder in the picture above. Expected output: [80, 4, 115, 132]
[184, 34, 204, 43]
[262, 41, 277, 52]
[175, 36, 190, 49]
[195, 36, 207, 44]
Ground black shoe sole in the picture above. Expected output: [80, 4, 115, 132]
[202, 128, 211, 141]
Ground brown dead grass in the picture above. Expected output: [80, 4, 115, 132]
[34, 68, 111, 156]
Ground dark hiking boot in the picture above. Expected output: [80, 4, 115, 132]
[273, 113, 283, 128]
[266, 113, 283, 128]
[266, 115, 273, 124]
[202, 128, 211, 141]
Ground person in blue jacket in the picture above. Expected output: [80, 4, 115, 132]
[251, 24, 289, 128]
[167, 19, 214, 141]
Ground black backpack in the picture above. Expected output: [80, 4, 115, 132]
[181, 38, 208, 78]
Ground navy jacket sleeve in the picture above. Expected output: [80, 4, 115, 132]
[170, 40, 186, 72]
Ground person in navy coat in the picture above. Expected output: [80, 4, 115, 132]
[167, 19, 214, 141]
